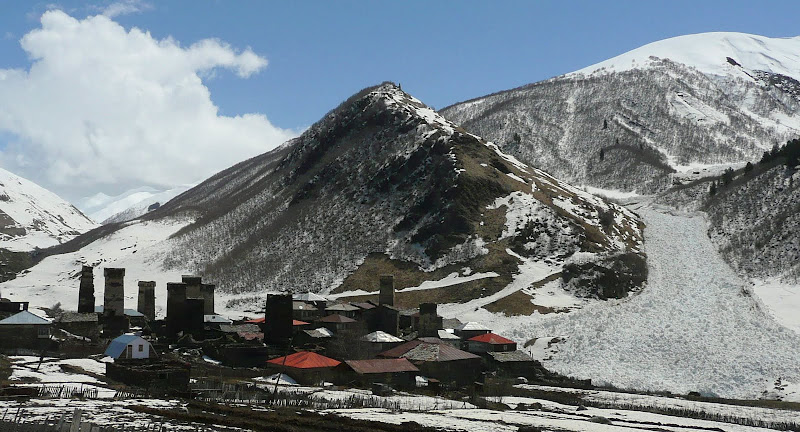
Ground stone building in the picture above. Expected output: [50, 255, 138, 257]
[0, 311, 51, 352]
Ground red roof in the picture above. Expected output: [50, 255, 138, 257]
[468, 333, 516, 345]
[267, 351, 341, 369]
[344, 358, 419, 374]
[293, 320, 310, 326]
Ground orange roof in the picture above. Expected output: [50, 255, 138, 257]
[267, 351, 341, 369]
[246, 318, 308, 326]
[468, 333, 515, 345]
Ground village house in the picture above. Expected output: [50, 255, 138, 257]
[0, 310, 52, 352]
[292, 301, 320, 321]
[465, 333, 517, 353]
[324, 303, 360, 319]
[378, 338, 482, 387]
[54, 312, 99, 340]
[338, 358, 419, 389]
[360, 330, 404, 357]
[266, 351, 341, 385]
[317, 314, 359, 333]
[104, 334, 155, 360]
[455, 321, 491, 340]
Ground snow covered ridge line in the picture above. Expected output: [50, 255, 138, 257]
[0, 167, 97, 251]
[570, 32, 800, 82]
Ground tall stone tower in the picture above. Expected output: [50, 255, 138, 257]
[77, 265, 95, 313]
[166, 282, 187, 336]
[200, 283, 215, 315]
[137, 281, 156, 321]
[103, 268, 125, 317]
[379, 274, 395, 306]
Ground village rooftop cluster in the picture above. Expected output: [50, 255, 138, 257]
[0, 268, 563, 395]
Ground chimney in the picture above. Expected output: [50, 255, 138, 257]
[103, 268, 125, 317]
[379, 274, 395, 307]
[78, 265, 95, 313]
[137, 281, 156, 321]
[200, 283, 215, 315]
[182, 275, 202, 299]
[166, 282, 187, 336]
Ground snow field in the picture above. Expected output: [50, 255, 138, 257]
[440, 205, 800, 400]
[0, 218, 194, 317]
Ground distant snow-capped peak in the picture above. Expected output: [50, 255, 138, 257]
[0, 167, 97, 251]
[571, 32, 800, 81]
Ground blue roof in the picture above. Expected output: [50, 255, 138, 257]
[104, 334, 144, 358]
[0, 310, 50, 325]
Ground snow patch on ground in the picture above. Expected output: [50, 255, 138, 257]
[751, 277, 800, 334]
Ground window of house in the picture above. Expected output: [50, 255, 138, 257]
[138, 344, 144, 352]
[37, 326, 49, 338]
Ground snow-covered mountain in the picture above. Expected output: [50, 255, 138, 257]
[441, 32, 800, 194]
[0, 167, 97, 252]
[79, 185, 193, 224]
[2, 83, 643, 316]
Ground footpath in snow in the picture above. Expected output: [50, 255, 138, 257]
[441, 204, 800, 400]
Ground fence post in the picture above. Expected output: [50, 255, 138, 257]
[69, 408, 83, 432]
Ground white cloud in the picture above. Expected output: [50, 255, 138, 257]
[0, 10, 296, 203]
[101, 0, 153, 18]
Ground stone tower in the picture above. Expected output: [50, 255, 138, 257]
[137, 281, 156, 321]
[77, 265, 95, 313]
[182, 275, 202, 299]
[200, 283, 215, 315]
[166, 282, 187, 336]
[103, 268, 125, 317]
[379, 274, 395, 306]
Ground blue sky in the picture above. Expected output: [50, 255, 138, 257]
[0, 0, 798, 205]
[2, 1, 798, 129]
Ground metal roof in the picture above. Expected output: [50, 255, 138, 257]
[325, 304, 360, 312]
[0, 310, 50, 325]
[362, 331, 404, 343]
[204, 314, 233, 324]
[345, 358, 419, 375]
[303, 328, 333, 339]
[457, 321, 490, 331]
[104, 334, 149, 358]
[94, 306, 144, 317]
[351, 302, 376, 310]
[488, 350, 536, 363]
[437, 330, 461, 340]
[267, 351, 341, 369]
[379, 339, 479, 362]
[318, 314, 356, 323]
[468, 333, 516, 345]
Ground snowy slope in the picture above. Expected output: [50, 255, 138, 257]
[79, 185, 193, 224]
[572, 32, 800, 81]
[441, 32, 800, 195]
[440, 204, 800, 400]
[2, 83, 644, 316]
[0, 167, 97, 251]
[0, 217, 195, 317]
